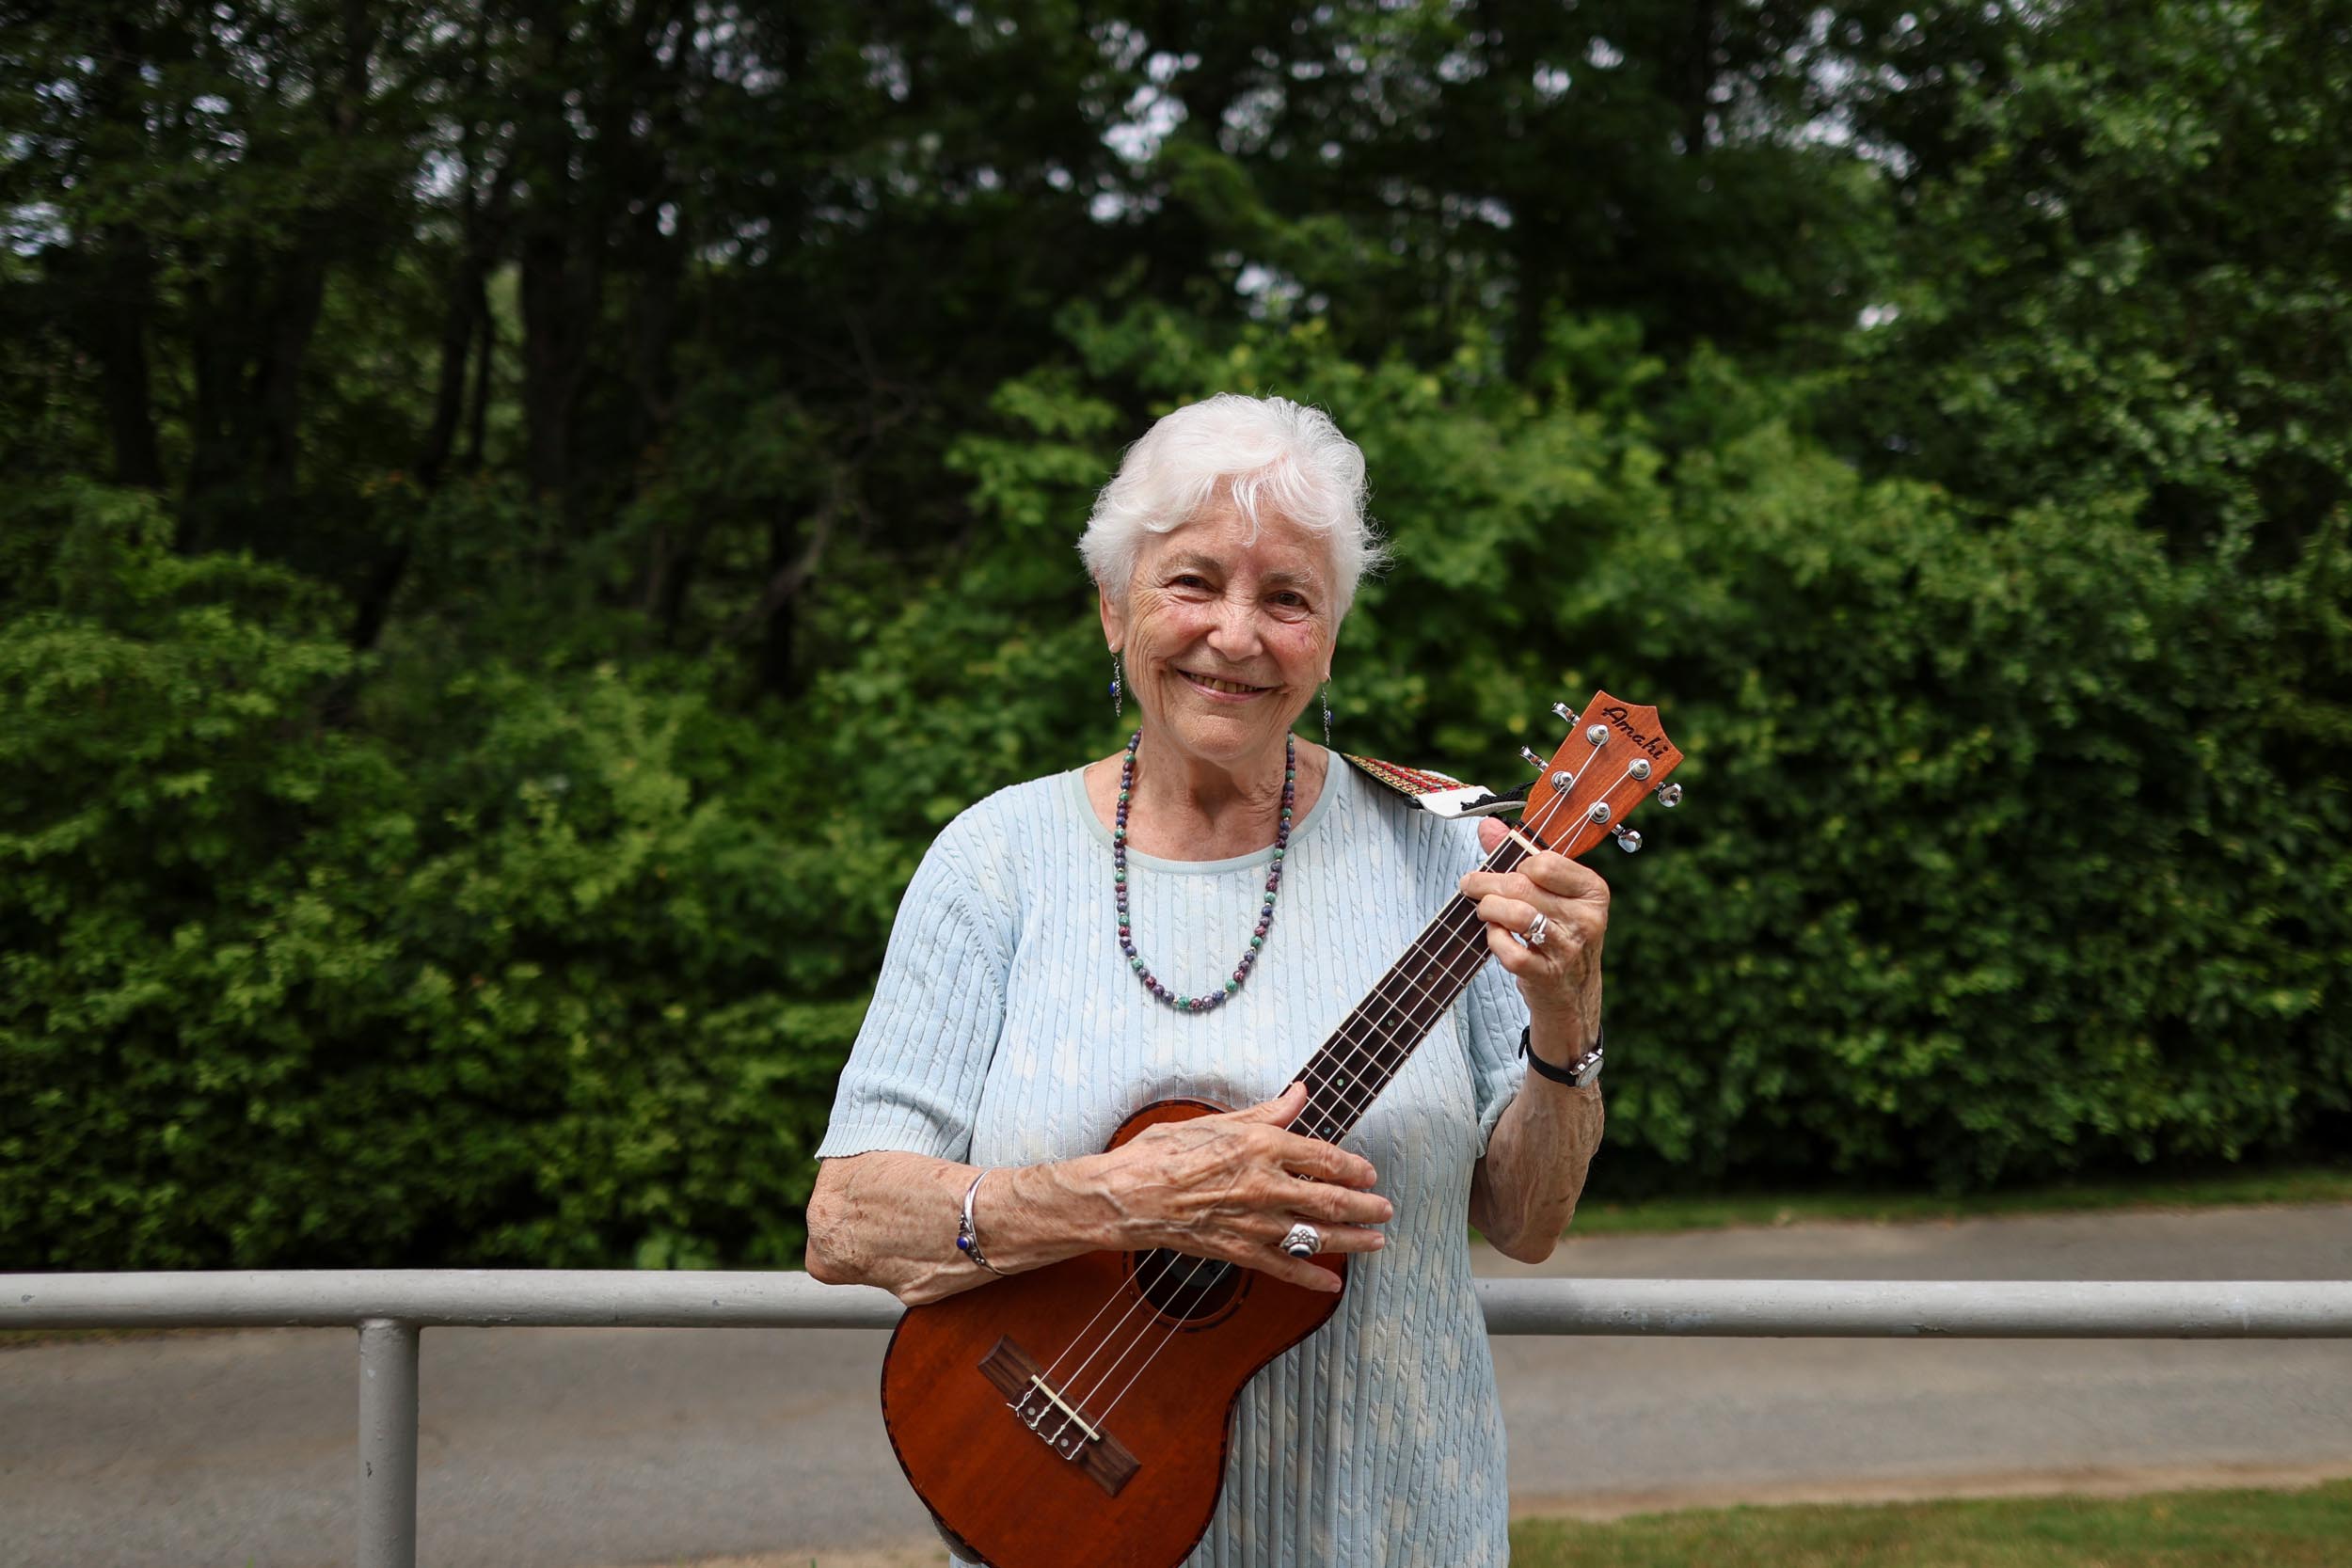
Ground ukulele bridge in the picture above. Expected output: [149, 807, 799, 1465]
[1015, 1375, 1100, 1445]
[977, 1336, 1142, 1497]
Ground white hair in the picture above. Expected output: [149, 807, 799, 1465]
[1078, 393, 1389, 619]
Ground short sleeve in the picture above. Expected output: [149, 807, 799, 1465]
[1439, 822, 1532, 1154]
[813, 830, 1010, 1164]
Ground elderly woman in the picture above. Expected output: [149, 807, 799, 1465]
[804, 393, 1609, 1566]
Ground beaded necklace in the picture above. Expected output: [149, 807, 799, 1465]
[1113, 730, 1295, 1013]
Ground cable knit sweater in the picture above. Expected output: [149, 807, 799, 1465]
[816, 752, 1531, 1567]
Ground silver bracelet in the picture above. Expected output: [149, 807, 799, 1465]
[956, 1169, 1004, 1275]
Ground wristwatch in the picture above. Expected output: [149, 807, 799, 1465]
[1519, 1023, 1604, 1088]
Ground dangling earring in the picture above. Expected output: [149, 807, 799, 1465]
[1110, 652, 1124, 719]
[1321, 681, 1333, 748]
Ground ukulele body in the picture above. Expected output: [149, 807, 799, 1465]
[878, 1096, 1347, 1568]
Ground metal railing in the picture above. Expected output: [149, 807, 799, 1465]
[9, 1270, 2350, 1568]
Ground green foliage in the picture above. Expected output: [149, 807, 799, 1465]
[3, 2, 2347, 1266]
[900, 307, 2352, 1193]
[1603, 460, 2350, 1187]
[1511, 1481, 2352, 1568]
[1847, 0, 2352, 566]
[0, 483, 851, 1268]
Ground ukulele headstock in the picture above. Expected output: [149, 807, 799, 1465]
[1518, 691, 1685, 858]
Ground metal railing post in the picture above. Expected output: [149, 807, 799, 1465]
[358, 1318, 420, 1568]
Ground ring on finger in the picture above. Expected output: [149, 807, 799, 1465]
[1279, 1222, 1322, 1259]
[1511, 911, 1549, 949]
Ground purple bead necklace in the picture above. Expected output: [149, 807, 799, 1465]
[1114, 730, 1295, 1013]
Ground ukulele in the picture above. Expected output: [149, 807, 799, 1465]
[879, 692, 1684, 1567]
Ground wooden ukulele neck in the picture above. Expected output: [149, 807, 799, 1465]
[1288, 832, 1536, 1145]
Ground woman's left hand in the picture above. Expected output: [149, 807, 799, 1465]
[1460, 817, 1609, 1054]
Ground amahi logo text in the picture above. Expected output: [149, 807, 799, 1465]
[1598, 704, 1670, 761]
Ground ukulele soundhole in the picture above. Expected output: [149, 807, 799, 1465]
[1128, 1250, 1244, 1323]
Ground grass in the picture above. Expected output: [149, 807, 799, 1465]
[1509, 1480, 2352, 1567]
[1563, 1161, 2352, 1239]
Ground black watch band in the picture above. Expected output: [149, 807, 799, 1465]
[1519, 1023, 1604, 1088]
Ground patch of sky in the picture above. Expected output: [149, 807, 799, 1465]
[1220, 83, 1286, 157]
[862, 42, 911, 103]
[1103, 52, 1193, 166]
[1452, 194, 1513, 231]
[6, 200, 67, 254]
[1092, 18, 1150, 75]
[1235, 260, 1328, 322]
[1788, 13, 1916, 177]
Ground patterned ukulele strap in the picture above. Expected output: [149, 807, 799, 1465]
[1341, 753, 1529, 821]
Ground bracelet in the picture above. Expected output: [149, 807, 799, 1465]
[1519, 1022, 1604, 1088]
[956, 1169, 1004, 1275]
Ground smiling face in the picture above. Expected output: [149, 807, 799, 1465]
[1100, 499, 1338, 775]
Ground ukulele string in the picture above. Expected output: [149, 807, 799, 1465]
[1026, 1242, 1181, 1397]
[1286, 757, 1613, 1137]
[1044, 775, 1597, 1437]
[1052, 775, 1604, 1442]
[1022, 769, 1519, 1406]
[1302, 753, 1632, 1136]
[1074, 776, 1601, 1433]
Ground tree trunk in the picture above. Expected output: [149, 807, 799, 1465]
[419, 270, 484, 492]
[464, 303, 496, 469]
[519, 226, 593, 501]
[255, 252, 327, 500]
[78, 16, 165, 490]
[1679, 0, 1719, 156]
[86, 237, 167, 490]
[421, 149, 516, 489]
[515, 0, 597, 505]
[748, 493, 840, 698]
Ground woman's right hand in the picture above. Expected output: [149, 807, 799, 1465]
[806, 1084, 1392, 1307]
[1078, 1082, 1392, 1293]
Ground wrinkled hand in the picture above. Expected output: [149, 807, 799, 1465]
[1462, 817, 1609, 1058]
[1100, 1083, 1391, 1293]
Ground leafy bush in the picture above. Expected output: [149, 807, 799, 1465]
[4, 305, 2344, 1269]
[0, 483, 854, 1268]
[895, 308, 2352, 1193]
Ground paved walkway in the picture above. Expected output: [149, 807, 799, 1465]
[2, 1203, 2346, 1567]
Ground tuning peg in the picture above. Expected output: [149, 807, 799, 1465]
[1654, 782, 1683, 809]
[1612, 824, 1643, 853]
[1551, 702, 1578, 726]
[1519, 746, 1544, 769]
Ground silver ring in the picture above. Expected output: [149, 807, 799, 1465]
[1280, 1223, 1322, 1259]
[1513, 911, 1549, 948]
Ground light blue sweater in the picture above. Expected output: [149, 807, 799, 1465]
[817, 754, 1531, 1567]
